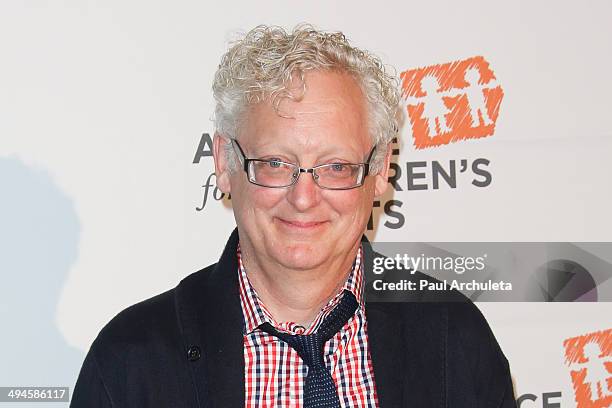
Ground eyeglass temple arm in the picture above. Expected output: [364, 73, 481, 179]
[363, 145, 377, 176]
[230, 139, 250, 171]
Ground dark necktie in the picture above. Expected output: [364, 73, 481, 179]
[259, 289, 358, 408]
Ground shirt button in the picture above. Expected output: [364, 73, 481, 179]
[187, 345, 201, 361]
[294, 325, 305, 334]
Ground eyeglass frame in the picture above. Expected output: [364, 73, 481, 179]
[230, 138, 377, 190]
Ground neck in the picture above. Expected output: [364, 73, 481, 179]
[241, 242, 360, 327]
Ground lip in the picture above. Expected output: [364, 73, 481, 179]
[276, 218, 327, 229]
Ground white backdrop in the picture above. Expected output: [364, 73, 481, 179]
[1, 1, 611, 406]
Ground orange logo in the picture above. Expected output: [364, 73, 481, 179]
[400, 56, 504, 149]
[563, 328, 612, 407]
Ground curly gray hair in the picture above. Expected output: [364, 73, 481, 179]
[212, 24, 401, 174]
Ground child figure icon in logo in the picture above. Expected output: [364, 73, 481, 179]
[570, 341, 612, 401]
[417, 74, 452, 136]
[462, 67, 497, 127]
[405, 74, 462, 137]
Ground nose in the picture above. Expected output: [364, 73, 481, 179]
[285, 171, 321, 212]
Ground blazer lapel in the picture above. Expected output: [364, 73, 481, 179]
[361, 235, 405, 407]
[175, 228, 245, 408]
[361, 235, 446, 408]
[365, 303, 405, 407]
[365, 300, 447, 408]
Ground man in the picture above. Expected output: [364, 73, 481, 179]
[72, 24, 516, 407]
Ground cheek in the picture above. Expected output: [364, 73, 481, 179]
[323, 188, 373, 220]
[246, 186, 286, 214]
[230, 176, 283, 222]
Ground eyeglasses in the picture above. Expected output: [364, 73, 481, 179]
[230, 139, 376, 190]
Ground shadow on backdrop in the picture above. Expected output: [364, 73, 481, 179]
[0, 156, 83, 399]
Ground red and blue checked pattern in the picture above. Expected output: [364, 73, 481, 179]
[237, 245, 379, 408]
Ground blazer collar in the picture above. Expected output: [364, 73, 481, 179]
[175, 228, 407, 407]
[175, 228, 245, 408]
[361, 234, 405, 407]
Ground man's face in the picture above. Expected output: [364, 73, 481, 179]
[214, 70, 390, 272]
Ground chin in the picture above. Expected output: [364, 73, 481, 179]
[272, 241, 328, 271]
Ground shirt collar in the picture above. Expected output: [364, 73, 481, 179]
[237, 243, 365, 335]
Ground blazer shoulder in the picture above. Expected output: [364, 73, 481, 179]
[92, 263, 218, 352]
[178, 262, 217, 290]
[94, 288, 178, 351]
[447, 300, 497, 341]
[73, 287, 181, 407]
[73, 265, 219, 407]
[446, 300, 510, 366]
[446, 301, 516, 406]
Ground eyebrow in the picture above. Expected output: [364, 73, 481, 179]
[249, 142, 363, 158]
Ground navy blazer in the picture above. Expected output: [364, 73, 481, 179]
[71, 229, 517, 407]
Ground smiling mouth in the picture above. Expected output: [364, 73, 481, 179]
[276, 218, 327, 229]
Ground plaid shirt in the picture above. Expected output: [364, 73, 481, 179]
[237, 245, 379, 408]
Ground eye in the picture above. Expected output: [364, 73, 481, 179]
[331, 163, 346, 172]
[268, 158, 282, 168]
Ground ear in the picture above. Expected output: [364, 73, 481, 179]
[373, 144, 392, 197]
[213, 132, 232, 194]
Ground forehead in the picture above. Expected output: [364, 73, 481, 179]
[238, 70, 370, 156]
